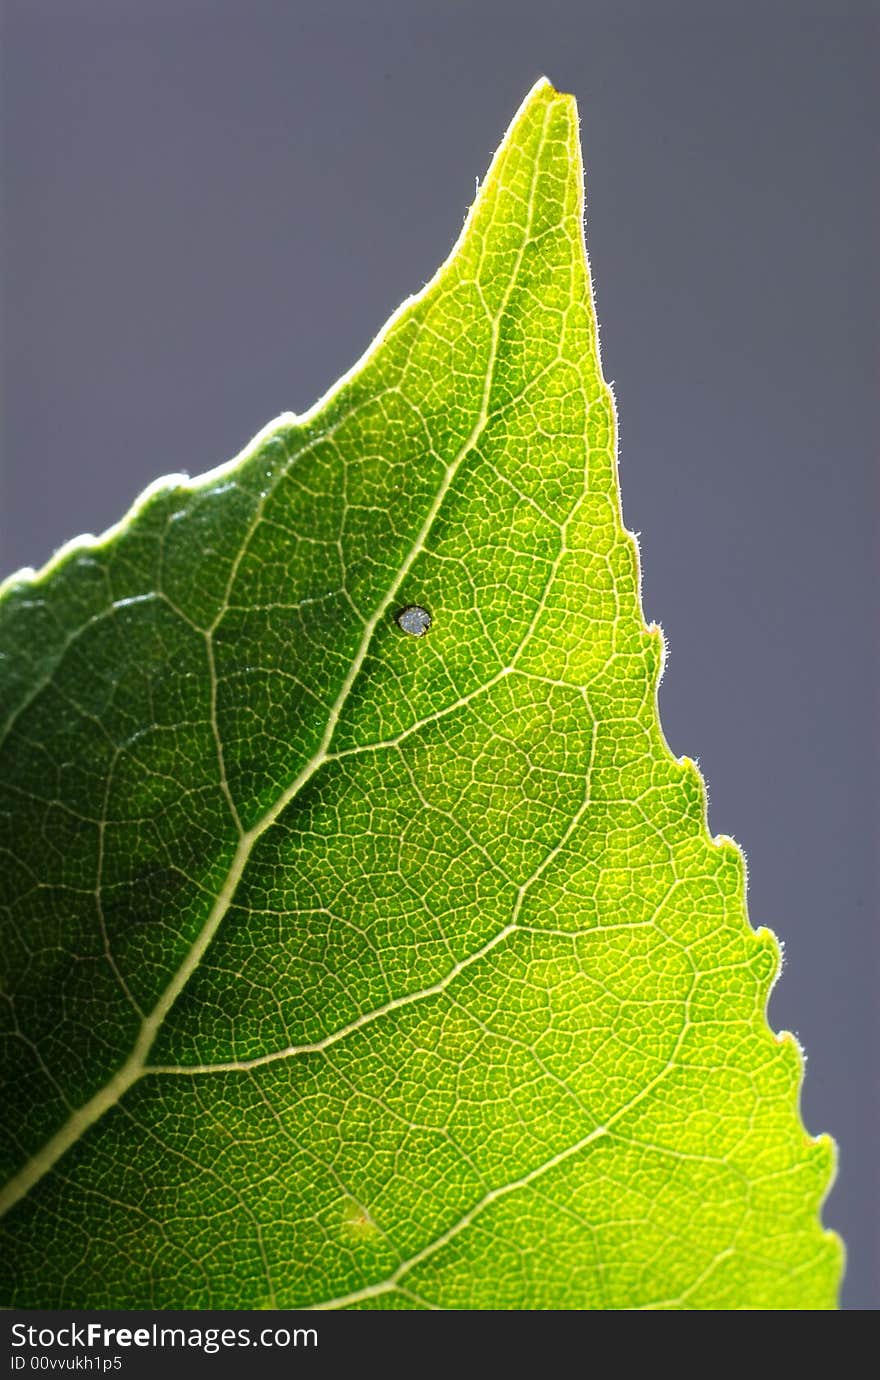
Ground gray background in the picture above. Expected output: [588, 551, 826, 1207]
[1, 0, 876, 1309]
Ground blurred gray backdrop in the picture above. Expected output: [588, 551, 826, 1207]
[1, 0, 877, 1309]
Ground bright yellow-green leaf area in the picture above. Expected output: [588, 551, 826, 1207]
[0, 81, 841, 1309]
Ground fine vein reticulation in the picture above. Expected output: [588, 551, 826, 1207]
[0, 80, 841, 1310]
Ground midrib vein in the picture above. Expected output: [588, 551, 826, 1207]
[0, 108, 549, 1222]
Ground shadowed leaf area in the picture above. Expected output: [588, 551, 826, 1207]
[0, 80, 841, 1310]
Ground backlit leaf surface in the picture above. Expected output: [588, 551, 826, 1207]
[0, 81, 841, 1310]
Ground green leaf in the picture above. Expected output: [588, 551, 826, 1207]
[0, 79, 841, 1310]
